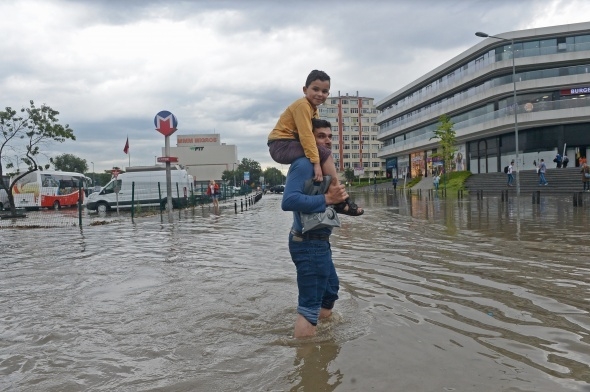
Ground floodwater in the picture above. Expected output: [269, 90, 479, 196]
[1, 192, 590, 391]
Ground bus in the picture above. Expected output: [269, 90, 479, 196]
[12, 170, 91, 210]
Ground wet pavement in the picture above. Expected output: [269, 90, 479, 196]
[1, 192, 590, 391]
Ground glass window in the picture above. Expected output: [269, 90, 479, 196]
[523, 40, 540, 56]
[350, 100, 358, 105]
[540, 39, 557, 55]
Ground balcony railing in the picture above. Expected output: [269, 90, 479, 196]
[379, 98, 590, 155]
[378, 42, 590, 122]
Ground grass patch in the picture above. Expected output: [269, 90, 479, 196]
[434, 171, 472, 192]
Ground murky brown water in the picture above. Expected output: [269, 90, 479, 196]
[1, 192, 590, 391]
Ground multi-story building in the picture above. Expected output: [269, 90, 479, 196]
[376, 22, 590, 179]
[319, 92, 384, 179]
[165, 133, 238, 186]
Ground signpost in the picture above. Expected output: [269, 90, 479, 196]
[154, 110, 178, 221]
[112, 169, 121, 215]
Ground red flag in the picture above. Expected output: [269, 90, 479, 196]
[123, 137, 129, 154]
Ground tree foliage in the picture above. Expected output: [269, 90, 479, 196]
[430, 114, 457, 176]
[343, 168, 355, 183]
[0, 101, 75, 215]
[52, 153, 88, 173]
[263, 167, 285, 186]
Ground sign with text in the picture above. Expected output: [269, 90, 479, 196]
[157, 156, 179, 163]
[244, 172, 250, 181]
[154, 110, 178, 136]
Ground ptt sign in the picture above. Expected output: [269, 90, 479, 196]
[154, 110, 178, 136]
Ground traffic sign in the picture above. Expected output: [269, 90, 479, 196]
[157, 156, 179, 163]
[154, 110, 178, 136]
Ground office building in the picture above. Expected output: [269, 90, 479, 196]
[319, 92, 384, 178]
[165, 133, 238, 185]
[376, 22, 590, 178]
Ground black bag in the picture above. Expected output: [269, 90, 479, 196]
[504, 166, 509, 174]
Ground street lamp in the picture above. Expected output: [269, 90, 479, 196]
[232, 162, 237, 187]
[475, 31, 520, 195]
[90, 161, 95, 186]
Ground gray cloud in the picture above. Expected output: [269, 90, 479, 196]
[1, 0, 586, 172]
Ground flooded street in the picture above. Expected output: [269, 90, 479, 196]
[1, 192, 590, 391]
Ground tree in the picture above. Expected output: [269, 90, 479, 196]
[430, 114, 457, 176]
[263, 167, 285, 185]
[0, 101, 75, 215]
[343, 168, 355, 183]
[238, 158, 262, 187]
[52, 153, 88, 173]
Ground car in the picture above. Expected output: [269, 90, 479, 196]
[269, 185, 285, 193]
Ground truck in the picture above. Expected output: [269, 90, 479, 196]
[86, 165, 192, 213]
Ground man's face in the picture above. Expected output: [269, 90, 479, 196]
[313, 127, 332, 149]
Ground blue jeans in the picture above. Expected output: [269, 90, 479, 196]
[507, 174, 514, 185]
[539, 172, 547, 185]
[288, 233, 339, 326]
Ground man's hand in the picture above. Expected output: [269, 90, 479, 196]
[313, 163, 323, 182]
[324, 183, 348, 206]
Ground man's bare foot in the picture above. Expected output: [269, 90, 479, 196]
[319, 308, 332, 320]
[294, 314, 316, 338]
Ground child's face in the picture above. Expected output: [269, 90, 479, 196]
[303, 79, 330, 108]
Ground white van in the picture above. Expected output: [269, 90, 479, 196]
[86, 166, 191, 213]
[1, 175, 11, 210]
[0, 188, 9, 210]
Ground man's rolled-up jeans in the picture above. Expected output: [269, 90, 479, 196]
[288, 233, 339, 326]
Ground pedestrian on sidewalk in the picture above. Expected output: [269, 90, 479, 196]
[539, 159, 548, 185]
[581, 163, 590, 191]
[507, 160, 514, 186]
[433, 174, 440, 191]
[562, 155, 570, 168]
[554, 153, 562, 168]
[391, 177, 398, 191]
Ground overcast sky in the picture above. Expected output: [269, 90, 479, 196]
[2, 0, 589, 173]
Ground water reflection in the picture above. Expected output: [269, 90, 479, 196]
[1, 193, 590, 391]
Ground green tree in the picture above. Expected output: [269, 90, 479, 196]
[0, 101, 75, 215]
[263, 167, 285, 185]
[238, 158, 262, 187]
[52, 153, 88, 173]
[343, 168, 355, 183]
[430, 114, 457, 177]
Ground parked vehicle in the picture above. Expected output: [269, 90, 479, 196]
[11, 170, 90, 210]
[269, 185, 285, 193]
[86, 165, 191, 213]
[1, 175, 9, 210]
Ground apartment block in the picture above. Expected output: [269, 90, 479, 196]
[319, 92, 383, 179]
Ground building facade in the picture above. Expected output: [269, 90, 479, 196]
[165, 133, 238, 185]
[376, 22, 590, 179]
[319, 92, 384, 179]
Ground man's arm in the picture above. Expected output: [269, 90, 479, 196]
[282, 158, 327, 214]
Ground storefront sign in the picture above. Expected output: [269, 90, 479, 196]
[560, 87, 590, 95]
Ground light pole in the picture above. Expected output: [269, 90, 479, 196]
[90, 161, 95, 187]
[476, 31, 520, 196]
[233, 162, 237, 188]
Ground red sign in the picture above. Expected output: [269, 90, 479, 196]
[560, 87, 590, 95]
[157, 156, 179, 163]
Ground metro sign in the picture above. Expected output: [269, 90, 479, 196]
[154, 110, 178, 136]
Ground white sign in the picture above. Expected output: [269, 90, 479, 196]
[354, 167, 364, 176]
